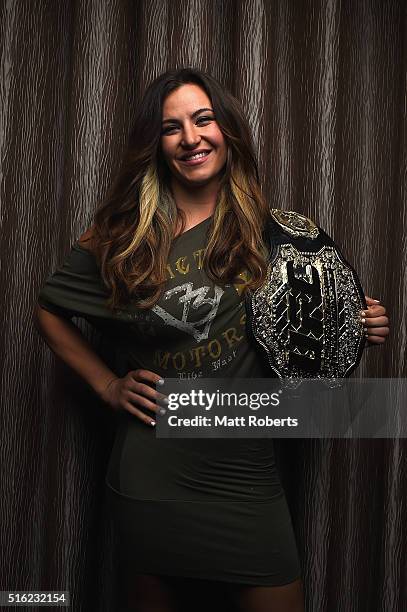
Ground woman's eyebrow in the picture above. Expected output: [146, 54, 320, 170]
[162, 107, 214, 124]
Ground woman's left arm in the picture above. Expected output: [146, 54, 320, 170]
[361, 296, 389, 346]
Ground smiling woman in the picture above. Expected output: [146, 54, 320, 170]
[36, 67, 388, 612]
[159, 83, 229, 236]
[160, 87, 228, 192]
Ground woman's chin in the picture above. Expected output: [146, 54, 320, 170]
[176, 171, 218, 188]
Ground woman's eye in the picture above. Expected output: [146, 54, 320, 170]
[162, 125, 179, 134]
[197, 116, 213, 124]
[162, 116, 214, 134]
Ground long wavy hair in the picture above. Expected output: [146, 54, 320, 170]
[86, 67, 270, 312]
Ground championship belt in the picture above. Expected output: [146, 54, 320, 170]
[246, 209, 367, 388]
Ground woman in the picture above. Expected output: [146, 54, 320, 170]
[35, 68, 389, 612]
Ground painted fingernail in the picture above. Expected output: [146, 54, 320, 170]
[158, 408, 167, 416]
[163, 397, 169, 404]
[373, 299, 381, 303]
[150, 420, 156, 426]
[360, 311, 366, 317]
[361, 318, 366, 324]
[157, 379, 165, 386]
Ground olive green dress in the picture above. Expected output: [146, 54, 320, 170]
[37, 216, 301, 586]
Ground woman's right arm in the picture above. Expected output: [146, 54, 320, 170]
[33, 305, 164, 426]
[34, 304, 119, 403]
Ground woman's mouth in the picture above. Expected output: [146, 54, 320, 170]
[178, 150, 212, 166]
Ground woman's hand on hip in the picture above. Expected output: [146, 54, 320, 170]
[101, 369, 167, 426]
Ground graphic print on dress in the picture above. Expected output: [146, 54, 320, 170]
[152, 282, 224, 342]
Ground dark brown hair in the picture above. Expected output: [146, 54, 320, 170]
[87, 67, 269, 311]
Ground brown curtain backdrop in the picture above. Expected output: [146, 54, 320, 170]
[1, 0, 405, 610]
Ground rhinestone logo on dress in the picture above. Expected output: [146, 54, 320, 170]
[152, 282, 224, 342]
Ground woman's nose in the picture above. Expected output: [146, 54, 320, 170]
[181, 123, 200, 146]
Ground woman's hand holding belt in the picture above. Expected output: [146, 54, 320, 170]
[361, 296, 390, 346]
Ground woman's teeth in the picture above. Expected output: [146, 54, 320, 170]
[184, 151, 209, 160]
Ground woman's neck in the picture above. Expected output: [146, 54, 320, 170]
[170, 176, 220, 224]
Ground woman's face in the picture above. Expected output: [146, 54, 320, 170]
[160, 83, 228, 187]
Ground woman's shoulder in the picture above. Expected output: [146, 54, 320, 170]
[77, 224, 97, 252]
